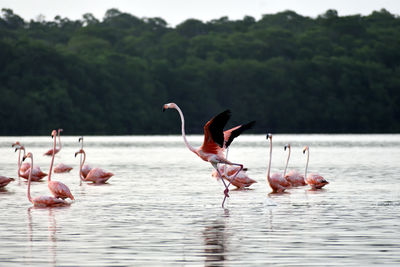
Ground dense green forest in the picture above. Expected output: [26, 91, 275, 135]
[0, 8, 399, 135]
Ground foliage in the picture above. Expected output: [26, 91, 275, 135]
[0, 8, 399, 135]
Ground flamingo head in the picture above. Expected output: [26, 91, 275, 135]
[11, 141, 21, 148]
[51, 130, 57, 138]
[58, 128, 63, 133]
[303, 146, 309, 154]
[266, 133, 272, 140]
[284, 143, 290, 150]
[75, 149, 84, 157]
[79, 136, 83, 143]
[162, 103, 176, 112]
[23, 152, 32, 161]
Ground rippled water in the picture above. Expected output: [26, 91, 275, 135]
[0, 134, 399, 266]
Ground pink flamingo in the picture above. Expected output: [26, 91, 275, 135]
[44, 128, 63, 156]
[303, 146, 329, 189]
[283, 144, 306, 186]
[211, 165, 257, 189]
[75, 149, 113, 184]
[0, 176, 14, 188]
[47, 130, 74, 200]
[78, 137, 92, 178]
[266, 134, 290, 193]
[12, 142, 31, 177]
[163, 102, 253, 208]
[15, 146, 47, 181]
[53, 163, 73, 173]
[23, 152, 70, 207]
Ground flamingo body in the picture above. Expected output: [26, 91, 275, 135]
[269, 172, 291, 193]
[306, 173, 329, 189]
[81, 165, 92, 178]
[20, 162, 31, 173]
[85, 168, 114, 184]
[0, 176, 14, 188]
[54, 163, 73, 173]
[20, 167, 47, 181]
[31, 195, 69, 207]
[48, 181, 74, 200]
[285, 170, 306, 186]
[44, 148, 60, 156]
[212, 166, 257, 189]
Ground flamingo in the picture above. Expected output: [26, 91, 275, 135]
[78, 137, 92, 178]
[12, 142, 31, 177]
[44, 128, 63, 156]
[0, 176, 14, 188]
[75, 149, 113, 183]
[47, 130, 74, 200]
[283, 144, 306, 186]
[266, 134, 290, 193]
[15, 146, 47, 181]
[53, 163, 73, 173]
[303, 146, 329, 189]
[163, 102, 254, 208]
[23, 152, 69, 207]
[211, 165, 257, 189]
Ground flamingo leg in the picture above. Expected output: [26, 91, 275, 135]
[212, 163, 230, 208]
[225, 162, 243, 188]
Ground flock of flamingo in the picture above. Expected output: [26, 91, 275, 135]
[162, 103, 329, 208]
[1, 129, 114, 207]
[1, 102, 328, 209]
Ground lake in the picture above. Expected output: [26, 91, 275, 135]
[0, 134, 399, 266]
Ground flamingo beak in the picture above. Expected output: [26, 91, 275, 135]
[79, 137, 83, 142]
[74, 152, 79, 157]
[23, 155, 27, 161]
[162, 106, 166, 112]
[284, 145, 287, 151]
[14, 148, 18, 152]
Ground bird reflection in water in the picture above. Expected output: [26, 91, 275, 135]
[27, 207, 67, 267]
[203, 220, 227, 267]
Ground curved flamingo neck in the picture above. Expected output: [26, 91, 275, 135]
[304, 149, 309, 179]
[79, 151, 86, 181]
[27, 156, 33, 203]
[57, 130, 62, 150]
[283, 146, 291, 177]
[267, 138, 272, 182]
[48, 134, 57, 182]
[173, 105, 196, 154]
[17, 148, 26, 177]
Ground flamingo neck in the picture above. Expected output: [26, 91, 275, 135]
[57, 130, 62, 150]
[18, 148, 25, 177]
[283, 146, 291, 177]
[304, 149, 309, 179]
[48, 135, 57, 182]
[17, 149, 21, 177]
[27, 156, 33, 203]
[79, 151, 86, 181]
[267, 138, 272, 183]
[173, 105, 196, 154]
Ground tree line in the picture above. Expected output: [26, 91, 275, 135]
[0, 8, 399, 135]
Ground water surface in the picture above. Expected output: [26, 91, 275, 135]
[0, 134, 399, 266]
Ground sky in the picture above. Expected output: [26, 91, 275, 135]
[1, 0, 400, 27]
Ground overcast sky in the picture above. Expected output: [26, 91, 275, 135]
[2, 0, 399, 26]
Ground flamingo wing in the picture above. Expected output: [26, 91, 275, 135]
[201, 110, 231, 154]
[224, 120, 256, 148]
